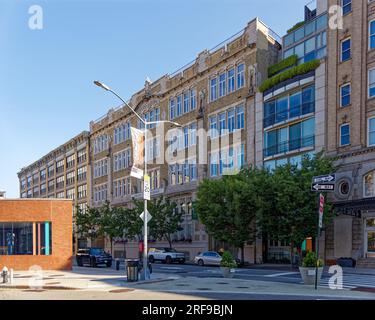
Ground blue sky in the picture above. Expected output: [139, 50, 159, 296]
[0, 0, 305, 197]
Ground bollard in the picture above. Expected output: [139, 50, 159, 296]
[2, 266, 9, 284]
[9, 269, 13, 284]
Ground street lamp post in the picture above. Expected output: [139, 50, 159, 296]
[94, 80, 180, 281]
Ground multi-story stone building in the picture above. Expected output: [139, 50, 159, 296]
[324, 0, 375, 267]
[89, 18, 281, 261]
[17, 131, 91, 252]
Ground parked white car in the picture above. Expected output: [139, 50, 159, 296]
[194, 251, 222, 266]
[148, 247, 186, 264]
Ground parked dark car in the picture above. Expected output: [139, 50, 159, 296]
[76, 248, 113, 268]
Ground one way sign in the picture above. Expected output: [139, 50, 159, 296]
[311, 183, 335, 192]
[312, 174, 336, 184]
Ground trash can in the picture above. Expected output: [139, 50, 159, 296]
[126, 259, 139, 282]
[116, 259, 120, 271]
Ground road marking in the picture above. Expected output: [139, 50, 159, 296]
[264, 272, 299, 277]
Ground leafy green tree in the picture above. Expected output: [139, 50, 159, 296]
[195, 172, 259, 264]
[75, 205, 102, 243]
[135, 197, 181, 248]
[258, 152, 336, 258]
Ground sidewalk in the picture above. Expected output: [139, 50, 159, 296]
[1, 267, 375, 300]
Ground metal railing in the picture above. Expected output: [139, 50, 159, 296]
[264, 135, 315, 158]
[264, 102, 315, 128]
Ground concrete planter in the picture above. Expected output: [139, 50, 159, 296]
[299, 267, 323, 285]
[220, 267, 235, 278]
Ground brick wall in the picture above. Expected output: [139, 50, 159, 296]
[0, 199, 73, 271]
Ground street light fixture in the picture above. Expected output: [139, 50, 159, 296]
[94, 80, 181, 281]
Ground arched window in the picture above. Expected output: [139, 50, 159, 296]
[364, 172, 375, 197]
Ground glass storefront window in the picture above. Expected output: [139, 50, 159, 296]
[0, 222, 52, 256]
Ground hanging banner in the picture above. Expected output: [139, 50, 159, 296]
[130, 127, 144, 179]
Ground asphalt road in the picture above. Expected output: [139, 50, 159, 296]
[147, 263, 375, 290]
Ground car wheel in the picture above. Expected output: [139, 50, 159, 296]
[106, 262, 112, 268]
[178, 259, 185, 264]
[149, 256, 155, 263]
[198, 259, 204, 266]
[165, 256, 172, 264]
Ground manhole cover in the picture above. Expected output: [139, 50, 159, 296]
[196, 288, 212, 291]
[217, 282, 229, 285]
[176, 284, 190, 287]
[45, 282, 60, 285]
[23, 290, 46, 292]
[236, 286, 249, 289]
[109, 289, 135, 293]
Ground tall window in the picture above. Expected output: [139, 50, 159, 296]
[236, 105, 245, 129]
[210, 78, 217, 101]
[228, 108, 235, 133]
[369, 117, 375, 146]
[177, 95, 182, 116]
[183, 92, 189, 113]
[219, 112, 227, 136]
[219, 73, 226, 97]
[370, 20, 375, 50]
[342, 0, 351, 15]
[340, 124, 350, 146]
[237, 64, 245, 89]
[369, 68, 375, 98]
[190, 89, 197, 110]
[365, 172, 375, 197]
[169, 98, 175, 120]
[209, 115, 218, 139]
[340, 83, 351, 107]
[227, 68, 235, 93]
[341, 38, 351, 62]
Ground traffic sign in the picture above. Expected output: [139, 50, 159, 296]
[140, 210, 152, 223]
[312, 174, 336, 184]
[144, 174, 151, 200]
[311, 183, 335, 192]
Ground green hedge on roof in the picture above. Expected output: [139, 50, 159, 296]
[268, 55, 298, 77]
[259, 59, 320, 93]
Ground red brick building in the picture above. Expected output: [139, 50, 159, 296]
[0, 199, 73, 270]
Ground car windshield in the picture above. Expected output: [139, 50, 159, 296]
[164, 248, 177, 252]
[91, 248, 105, 255]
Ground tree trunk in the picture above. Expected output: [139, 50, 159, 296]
[123, 239, 126, 259]
[167, 235, 172, 248]
[240, 245, 245, 265]
[110, 237, 113, 256]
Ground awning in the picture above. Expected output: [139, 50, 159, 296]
[333, 197, 375, 218]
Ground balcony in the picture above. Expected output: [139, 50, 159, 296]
[264, 135, 315, 158]
[264, 102, 314, 128]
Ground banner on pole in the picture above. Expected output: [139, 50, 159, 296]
[130, 127, 144, 179]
